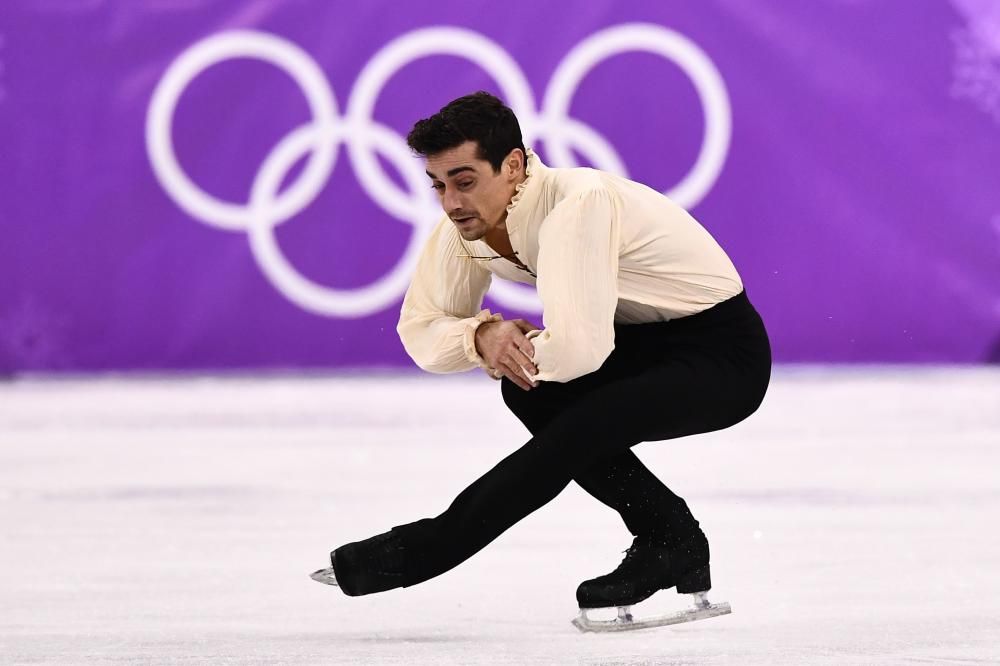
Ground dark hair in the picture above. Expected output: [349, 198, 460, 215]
[406, 91, 526, 172]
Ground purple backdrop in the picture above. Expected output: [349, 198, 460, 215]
[2, 0, 999, 372]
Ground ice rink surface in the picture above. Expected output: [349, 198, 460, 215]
[1, 367, 998, 665]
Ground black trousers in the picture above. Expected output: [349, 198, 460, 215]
[393, 290, 771, 588]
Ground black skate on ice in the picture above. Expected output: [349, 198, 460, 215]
[310, 529, 406, 597]
[572, 531, 732, 633]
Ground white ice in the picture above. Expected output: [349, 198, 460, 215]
[1, 367, 999, 665]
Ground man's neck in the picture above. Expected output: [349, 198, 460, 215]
[484, 221, 514, 257]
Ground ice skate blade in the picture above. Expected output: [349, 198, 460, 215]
[310, 567, 340, 587]
[572, 601, 732, 633]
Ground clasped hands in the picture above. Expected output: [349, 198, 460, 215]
[474, 319, 540, 390]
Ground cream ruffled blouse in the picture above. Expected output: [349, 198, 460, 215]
[396, 150, 743, 383]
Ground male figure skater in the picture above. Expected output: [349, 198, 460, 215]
[314, 92, 771, 628]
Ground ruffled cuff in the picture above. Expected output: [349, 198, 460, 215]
[463, 309, 504, 374]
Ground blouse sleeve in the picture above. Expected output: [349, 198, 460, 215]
[526, 187, 621, 383]
[396, 217, 501, 374]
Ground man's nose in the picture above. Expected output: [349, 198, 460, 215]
[443, 187, 462, 212]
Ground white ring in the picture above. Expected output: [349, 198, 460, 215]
[345, 26, 536, 222]
[542, 23, 731, 208]
[147, 31, 339, 231]
[247, 122, 437, 317]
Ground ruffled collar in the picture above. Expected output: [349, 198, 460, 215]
[505, 148, 539, 216]
[502, 148, 545, 244]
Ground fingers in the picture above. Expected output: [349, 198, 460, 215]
[478, 320, 540, 390]
[497, 340, 537, 389]
[508, 341, 537, 373]
[508, 325, 535, 360]
[498, 359, 535, 390]
[502, 335, 538, 388]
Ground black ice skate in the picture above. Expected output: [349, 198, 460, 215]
[572, 532, 731, 633]
[310, 529, 406, 596]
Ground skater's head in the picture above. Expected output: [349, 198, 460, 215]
[407, 91, 527, 242]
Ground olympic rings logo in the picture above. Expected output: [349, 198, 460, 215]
[146, 24, 731, 317]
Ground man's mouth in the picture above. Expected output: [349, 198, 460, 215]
[452, 216, 476, 225]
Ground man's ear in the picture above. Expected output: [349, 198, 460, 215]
[505, 148, 525, 180]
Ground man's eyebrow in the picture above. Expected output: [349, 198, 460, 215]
[425, 166, 477, 180]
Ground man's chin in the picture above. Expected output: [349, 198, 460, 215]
[456, 225, 485, 241]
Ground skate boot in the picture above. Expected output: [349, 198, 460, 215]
[576, 530, 710, 608]
[572, 531, 731, 632]
[310, 529, 406, 596]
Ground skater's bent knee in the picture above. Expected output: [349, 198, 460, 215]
[501, 376, 533, 414]
[501, 377, 567, 432]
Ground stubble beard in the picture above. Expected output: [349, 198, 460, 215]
[453, 218, 487, 241]
[459, 227, 485, 242]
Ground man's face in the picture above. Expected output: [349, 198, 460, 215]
[424, 141, 523, 242]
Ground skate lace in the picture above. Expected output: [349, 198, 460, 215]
[612, 540, 646, 574]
